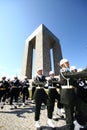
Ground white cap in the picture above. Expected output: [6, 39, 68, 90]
[14, 76, 18, 79]
[70, 66, 76, 71]
[49, 71, 54, 75]
[37, 68, 42, 72]
[77, 68, 83, 72]
[60, 58, 68, 66]
[24, 76, 27, 79]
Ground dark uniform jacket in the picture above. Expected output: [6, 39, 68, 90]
[0, 80, 9, 90]
[60, 69, 76, 105]
[22, 79, 29, 88]
[22, 79, 29, 93]
[48, 77, 60, 88]
[63, 68, 87, 79]
[75, 79, 87, 126]
[33, 75, 47, 100]
[33, 75, 47, 87]
[60, 68, 87, 105]
[76, 79, 87, 103]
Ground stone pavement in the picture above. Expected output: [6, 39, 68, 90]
[0, 101, 66, 130]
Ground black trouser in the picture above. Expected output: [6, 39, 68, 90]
[10, 87, 19, 105]
[0, 90, 6, 102]
[33, 88, 48, 121]
[31, 86, 36, 100]
[22, 87, 29, 102]
[76, 97, 87, 127]
[64, 104, 74, 130]
[5, 88, 10, 100]
[47, 88, 62, 119]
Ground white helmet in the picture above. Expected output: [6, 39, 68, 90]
[60, 58, 68, 66]
[24, 76, 27, 79]
[70, 66, 76, 71]
[37, 68, 42, 72]
[49, 71, 54, 75]
[77, 68, 83, 72]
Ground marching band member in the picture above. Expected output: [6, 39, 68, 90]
[21, 76, 30, 107]
[59, 59, 77, 130]
[47, 71, 63, 128]
[59, 58, 87, 130]
[33, 68, 48, 128]
[74, 68, 87, 130]
[0, 76, 9, 109]
[9, 76, 21, 109]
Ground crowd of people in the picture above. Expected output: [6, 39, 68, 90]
[0, 75, 30, 109]
[0, 58, 87, 130]
[32, 58, 87, 130]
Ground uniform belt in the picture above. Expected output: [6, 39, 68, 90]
[49, 86, 56, 89]
[12, 86, 17, 88]
[36, 86, 44, 89]
[0, 88, 6, 90]
[61, 85, 74, 89]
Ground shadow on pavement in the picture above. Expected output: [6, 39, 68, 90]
[0, 105, 35, 118]
[37, 125, 66, 130]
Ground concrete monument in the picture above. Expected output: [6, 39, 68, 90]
[21, 24, 62, 79]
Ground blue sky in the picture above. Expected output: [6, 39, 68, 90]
[0, 0, 87, 79]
